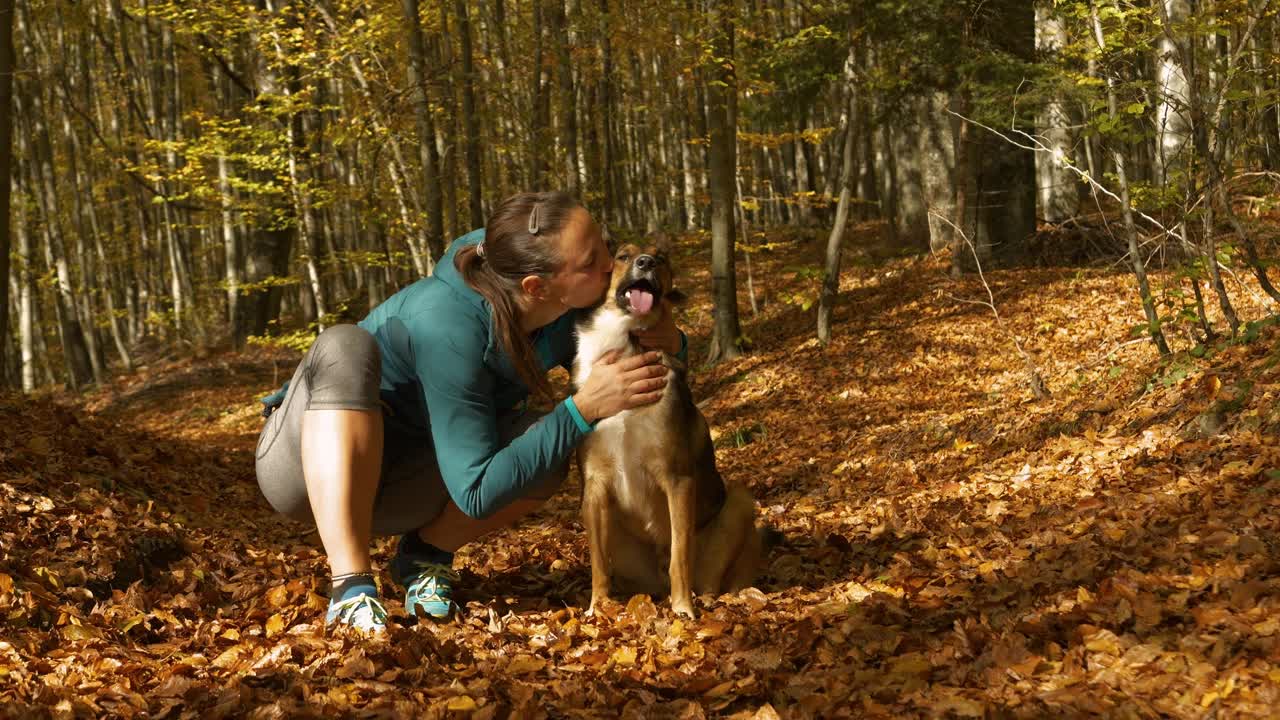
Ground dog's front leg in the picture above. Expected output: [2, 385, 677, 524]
[582, 479, 612, 616]
[666, 479, 697, 618]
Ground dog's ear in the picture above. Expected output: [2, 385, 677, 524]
[665, 288, 688, 305]
[652, 231, 673, 257]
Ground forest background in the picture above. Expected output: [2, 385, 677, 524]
[4, 0, 1279, 380]
[4, 0, 1280, 717]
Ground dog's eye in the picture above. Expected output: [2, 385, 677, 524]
[617, 253, 630, 262]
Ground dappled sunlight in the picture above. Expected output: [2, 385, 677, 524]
[1, 230, 1279, 715]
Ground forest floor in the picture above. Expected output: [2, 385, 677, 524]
[3, 223, 1280, 718]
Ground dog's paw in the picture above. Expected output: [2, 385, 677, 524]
[586, 594, 608, 618]
[671, 598, 697, 619]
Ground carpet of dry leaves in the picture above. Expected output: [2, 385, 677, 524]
[3, 227, 1280, 718]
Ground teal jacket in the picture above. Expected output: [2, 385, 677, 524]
[259, 230, 687, 518]
[356, 230, 590, 519]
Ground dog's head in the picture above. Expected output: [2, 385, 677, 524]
[606, 236, 686, 323]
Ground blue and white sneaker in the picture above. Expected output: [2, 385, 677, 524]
[391, 537, 460, 620]
[325, 592, 388, 634]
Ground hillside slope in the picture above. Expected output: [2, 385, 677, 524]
[2, 235, 1279, 718]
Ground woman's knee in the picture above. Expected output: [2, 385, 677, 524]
[311, 324, 378, 364]
[305, 325, 382, 410]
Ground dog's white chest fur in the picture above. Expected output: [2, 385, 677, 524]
[575, 308, 678, 542]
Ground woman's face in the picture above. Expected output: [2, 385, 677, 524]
[547, 207, 612, 309]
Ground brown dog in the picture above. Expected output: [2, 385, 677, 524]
[573, 239, 769, 617]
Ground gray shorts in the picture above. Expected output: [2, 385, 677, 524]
[254, 324, 567, 537]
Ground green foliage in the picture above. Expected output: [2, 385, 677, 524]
[714, 422, 767, 449]
[247, 327, 317, 354]
[740, 21, 847, 125]
[779, 264, 825, 311]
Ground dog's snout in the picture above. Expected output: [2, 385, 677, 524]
[635, 254, 656, 272]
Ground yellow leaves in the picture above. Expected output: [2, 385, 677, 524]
[211, 645, 248, 671]
[60, 622, 102, 642]
[337, 651, 375, 680]
[1201, 675, 1239, 707]
[265, 613, 286, 637]
[446, 695, 478, 711]
[505, 654, 546, 675]
[934, 692, 986, 717]
[703, 679, 735, 698]
[1081, 627, 1122, 656]
[624, 594, 658, 623]
[1252, 616, 1280, 636]
[739, 587, 769, 612]
[889, 653, 932, 678]
[7, 238, 1280, 718]
[266, 584, 290, 608]
[1219, 460, 1257, 478]
[696, 620, 730, 640]
[610, 646, 637, 667]
[747, 704, 783, 720]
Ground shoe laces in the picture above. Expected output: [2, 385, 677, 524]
[328, 594, 388, 632]
[404, 560, 459, 586]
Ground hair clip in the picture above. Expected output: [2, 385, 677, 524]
[476, 242, 486, 258]
[528, 203, 541, 235]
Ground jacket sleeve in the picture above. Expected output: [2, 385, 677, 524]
[415, 315, 589, 519]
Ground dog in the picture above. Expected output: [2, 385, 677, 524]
[573, 238, 769, 618]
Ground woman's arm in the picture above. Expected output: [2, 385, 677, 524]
[417, 317, 590, 520]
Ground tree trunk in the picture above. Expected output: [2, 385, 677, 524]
[551, 0, 580, 193]
[218, 152, 244, 347]
[0, 0, 10, 383]
[434, 16, 460, 240]
[1154, 0, 1192, 187]
[1090, 0, 1171, 355]
[530, 0, 550, 187]
[598, 0, 617, 225]
[889, 96, 931, 251]
[403, 0, 446, 260]
[240, 1, 297, 340]
[14, 186, 33, 392]
[972, 2, 1037, 264]
[705, 0, 741, 365]
[792, 114, 814, 225]
[453, 0, 484, 229]
[919, 91, 957, 254]
[293, 104, 329, 329]
[18, 57, 93, 387]
[1036, 1, 1081, 222]
[817, 41, 856, 345]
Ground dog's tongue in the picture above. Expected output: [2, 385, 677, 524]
[628, 288, 655, 314]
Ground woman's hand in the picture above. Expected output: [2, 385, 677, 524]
[572, 351, 668, 423]
[630, 303, 682, 355]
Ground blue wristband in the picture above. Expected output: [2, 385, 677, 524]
[564, 396, 595, 434]
[676, 331, 689, 364]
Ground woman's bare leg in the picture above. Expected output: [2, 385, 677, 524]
[417, 498, 544, 553]
[301, 408, 384, 576]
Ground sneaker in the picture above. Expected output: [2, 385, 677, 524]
[391, 544, 459, 620]
[397, 560, 460, 619]
[325, 593, 389, 634]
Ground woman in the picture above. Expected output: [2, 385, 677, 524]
[255, 192, 686, 632]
